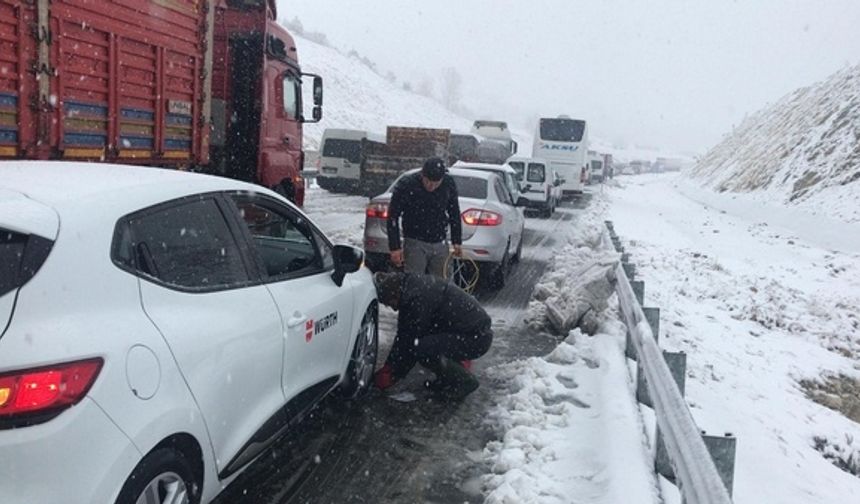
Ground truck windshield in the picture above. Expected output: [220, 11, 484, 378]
[540, 119, 585, 142]
[452, 175, 488, 199]
[1, 230, 27, 298]
[322, 139, 362, 163]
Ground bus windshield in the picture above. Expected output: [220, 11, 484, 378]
[540, 119, 585, 142]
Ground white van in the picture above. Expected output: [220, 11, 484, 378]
[506, 156, 562, 217]
[317, 128, 385, 193]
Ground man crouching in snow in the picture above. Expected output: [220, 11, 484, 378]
[373, 271, 493, 400]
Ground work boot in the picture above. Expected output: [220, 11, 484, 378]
[422, 357, 479, 400]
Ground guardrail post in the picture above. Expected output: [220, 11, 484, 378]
[623, 262, 636, 280]
[643, 307, 660, 342]
[652, 351, 688, 482]
[625, 282, 646, 360]
[638, 349, 685, 407]
[631, 281, 645, 306]
[703, 433, 737, 497]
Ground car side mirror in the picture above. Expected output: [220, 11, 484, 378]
[331, 244, 363, 287]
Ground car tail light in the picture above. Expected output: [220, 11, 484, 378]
[462, 209, 502, 226]
[0, 358, 103, 420]
[366, 202, 389, 219]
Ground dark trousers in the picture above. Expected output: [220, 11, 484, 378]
[415, 326, 493, 364]
[387, 325, 493, 378]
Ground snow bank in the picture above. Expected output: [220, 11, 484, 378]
[481, 190, 659, 504]
[608, 174, 860, 503]
[481, 324, 659, 504]
[689, 64, 860, 223]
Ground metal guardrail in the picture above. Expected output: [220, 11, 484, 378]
[603, 221, 735, 504]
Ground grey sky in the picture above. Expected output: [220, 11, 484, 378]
[279, 0, 860, 153]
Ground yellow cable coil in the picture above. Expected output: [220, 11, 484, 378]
[443, 252, 480, 293]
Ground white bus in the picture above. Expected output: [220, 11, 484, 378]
[532, 116, 588, 196]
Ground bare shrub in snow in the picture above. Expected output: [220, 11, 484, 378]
[800, 373, 860, 423]
[813, 434, 860, 479]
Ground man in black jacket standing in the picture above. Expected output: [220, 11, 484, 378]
[372, 271, 493, 399]
[387, 157, 462, 277]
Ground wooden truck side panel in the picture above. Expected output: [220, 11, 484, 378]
[1, 0, 206, 164]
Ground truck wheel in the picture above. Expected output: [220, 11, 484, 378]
[275, 180, 295, 203]
[115, 448, 200, 504]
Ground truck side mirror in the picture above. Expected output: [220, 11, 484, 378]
[511, 140, 518, 154]
[312, 106, 322, 122]
[313, 75, 323, 106]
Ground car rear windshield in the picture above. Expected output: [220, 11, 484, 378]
[527, 163, 546, 182]
[322, 139, 362, 163]
[452, 175, 488, 199]
[540, 119, 585, 142]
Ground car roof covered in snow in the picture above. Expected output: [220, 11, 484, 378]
[452, 161, 516, 175]
[0, 161, 270, 210]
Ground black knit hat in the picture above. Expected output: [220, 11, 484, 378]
[422, 157, 446, 181]
[373, 272, 403, 307]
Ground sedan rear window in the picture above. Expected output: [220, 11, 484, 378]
[0, 231, 26, 298]
[452, 175, 488, 199]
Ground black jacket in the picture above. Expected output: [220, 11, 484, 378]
[386, 172, 462, 250]
[387, 273, 491, 378]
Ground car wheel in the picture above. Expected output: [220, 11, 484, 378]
[338, 303, 379, 399]
[115, 448, 200, 504]
[511, 230, 524, 264]
[488, 245, 509, 290]
[541, 203, 552, 218]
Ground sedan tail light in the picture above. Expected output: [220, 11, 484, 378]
[0, 358, 103, 422]
[462, 209, 502, 226]
[366, 202, 389, 219]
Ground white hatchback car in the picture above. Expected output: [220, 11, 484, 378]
[0, 162, 378, 504]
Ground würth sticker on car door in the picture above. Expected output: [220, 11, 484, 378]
[305, 312, 338, 342]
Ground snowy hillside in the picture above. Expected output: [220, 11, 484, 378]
[689, 64, 860, 223]
[294, 35, 532, 151]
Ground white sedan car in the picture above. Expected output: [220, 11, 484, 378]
[0, 161, 378, 504]
[363, 167, 526, 289]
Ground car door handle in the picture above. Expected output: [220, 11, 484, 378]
[287, 312, 308, 328]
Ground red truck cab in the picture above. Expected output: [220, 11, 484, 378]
[0, 0, 321, 206]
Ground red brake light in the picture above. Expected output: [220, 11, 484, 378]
[462, 209, 502, 226]
[0, 358, 103, 419]
[366, 202, 389, 219]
